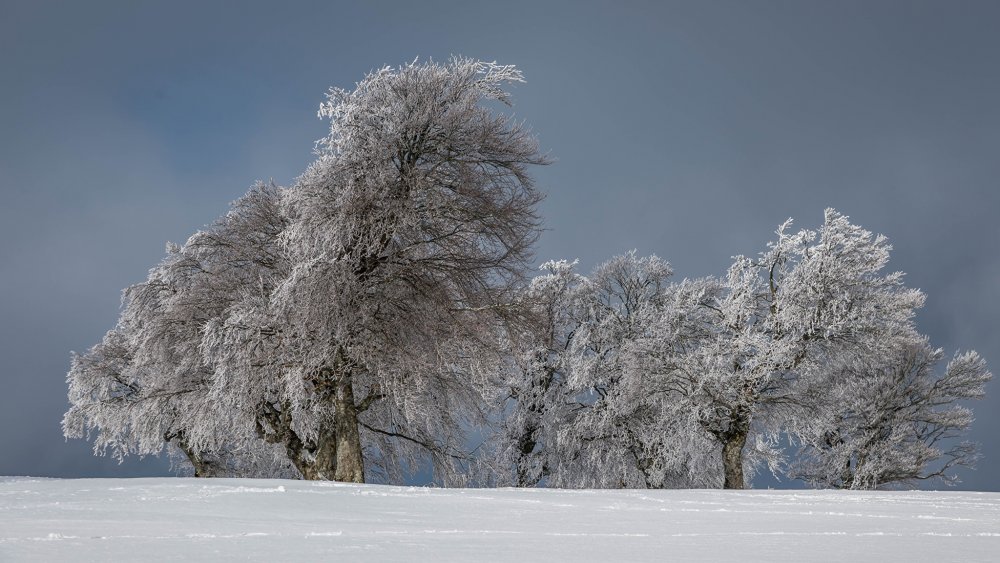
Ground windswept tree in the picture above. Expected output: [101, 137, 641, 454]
[67, 58, 547, 483]
[790, 338, 991, 489]
[495, 252, 718, 488]
[64, 183, 294, 477]
[263, 57, 544, 483]
[559, 252, 683, 488]
[206, 58, 545, 483]
[489, 259, 586, 487]
[635, 209, 975, 489]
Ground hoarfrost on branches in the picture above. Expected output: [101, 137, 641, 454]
[493, 210, 990, 489]
[65, 58, 990, 489]
[791, 340, 991, 489]
[64, 183, 295, 477]
[66, 57, 546, 484]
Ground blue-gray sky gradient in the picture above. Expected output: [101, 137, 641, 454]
[2, 0, 998, 489]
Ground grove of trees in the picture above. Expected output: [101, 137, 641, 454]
[65, 58, 991, 490]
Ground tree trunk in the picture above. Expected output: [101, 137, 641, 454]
[187, 451, 216, 478]
[722, 429, 748, 489]
[514, 427, 539, 487]
[300, 426, 338, 481]
[174, 436, 220, 478]
[333, 372, 365, 483]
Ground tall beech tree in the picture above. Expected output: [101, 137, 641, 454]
[66, 58, 546, 483]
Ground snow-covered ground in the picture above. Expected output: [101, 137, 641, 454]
[2, 477, 998, 561]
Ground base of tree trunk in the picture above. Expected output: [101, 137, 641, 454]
[722, 432, 748, 489]
[333, 375, 365, 483]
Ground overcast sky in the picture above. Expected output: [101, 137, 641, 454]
[2, 0, 998, 490]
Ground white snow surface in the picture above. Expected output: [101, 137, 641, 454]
[2, 478, 999, 562]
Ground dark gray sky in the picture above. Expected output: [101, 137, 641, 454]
[2, 0, 997, 489]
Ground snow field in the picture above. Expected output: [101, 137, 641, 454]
[2, 477, 999, 562]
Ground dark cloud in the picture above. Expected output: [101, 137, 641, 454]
[2, 0, 997, 489]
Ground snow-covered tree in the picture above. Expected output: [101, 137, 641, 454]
[64, 182, 295, 477]
[493, 252, 720, 488]
[558, 252, 682, 488]
[200, 57, 546, 483]
[488, 259, 586, 486]
[735, 210, 918, 487]
[631, 209, 932, 488]
[790, 337, 991, 489]
[68, 59, 546, 483]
